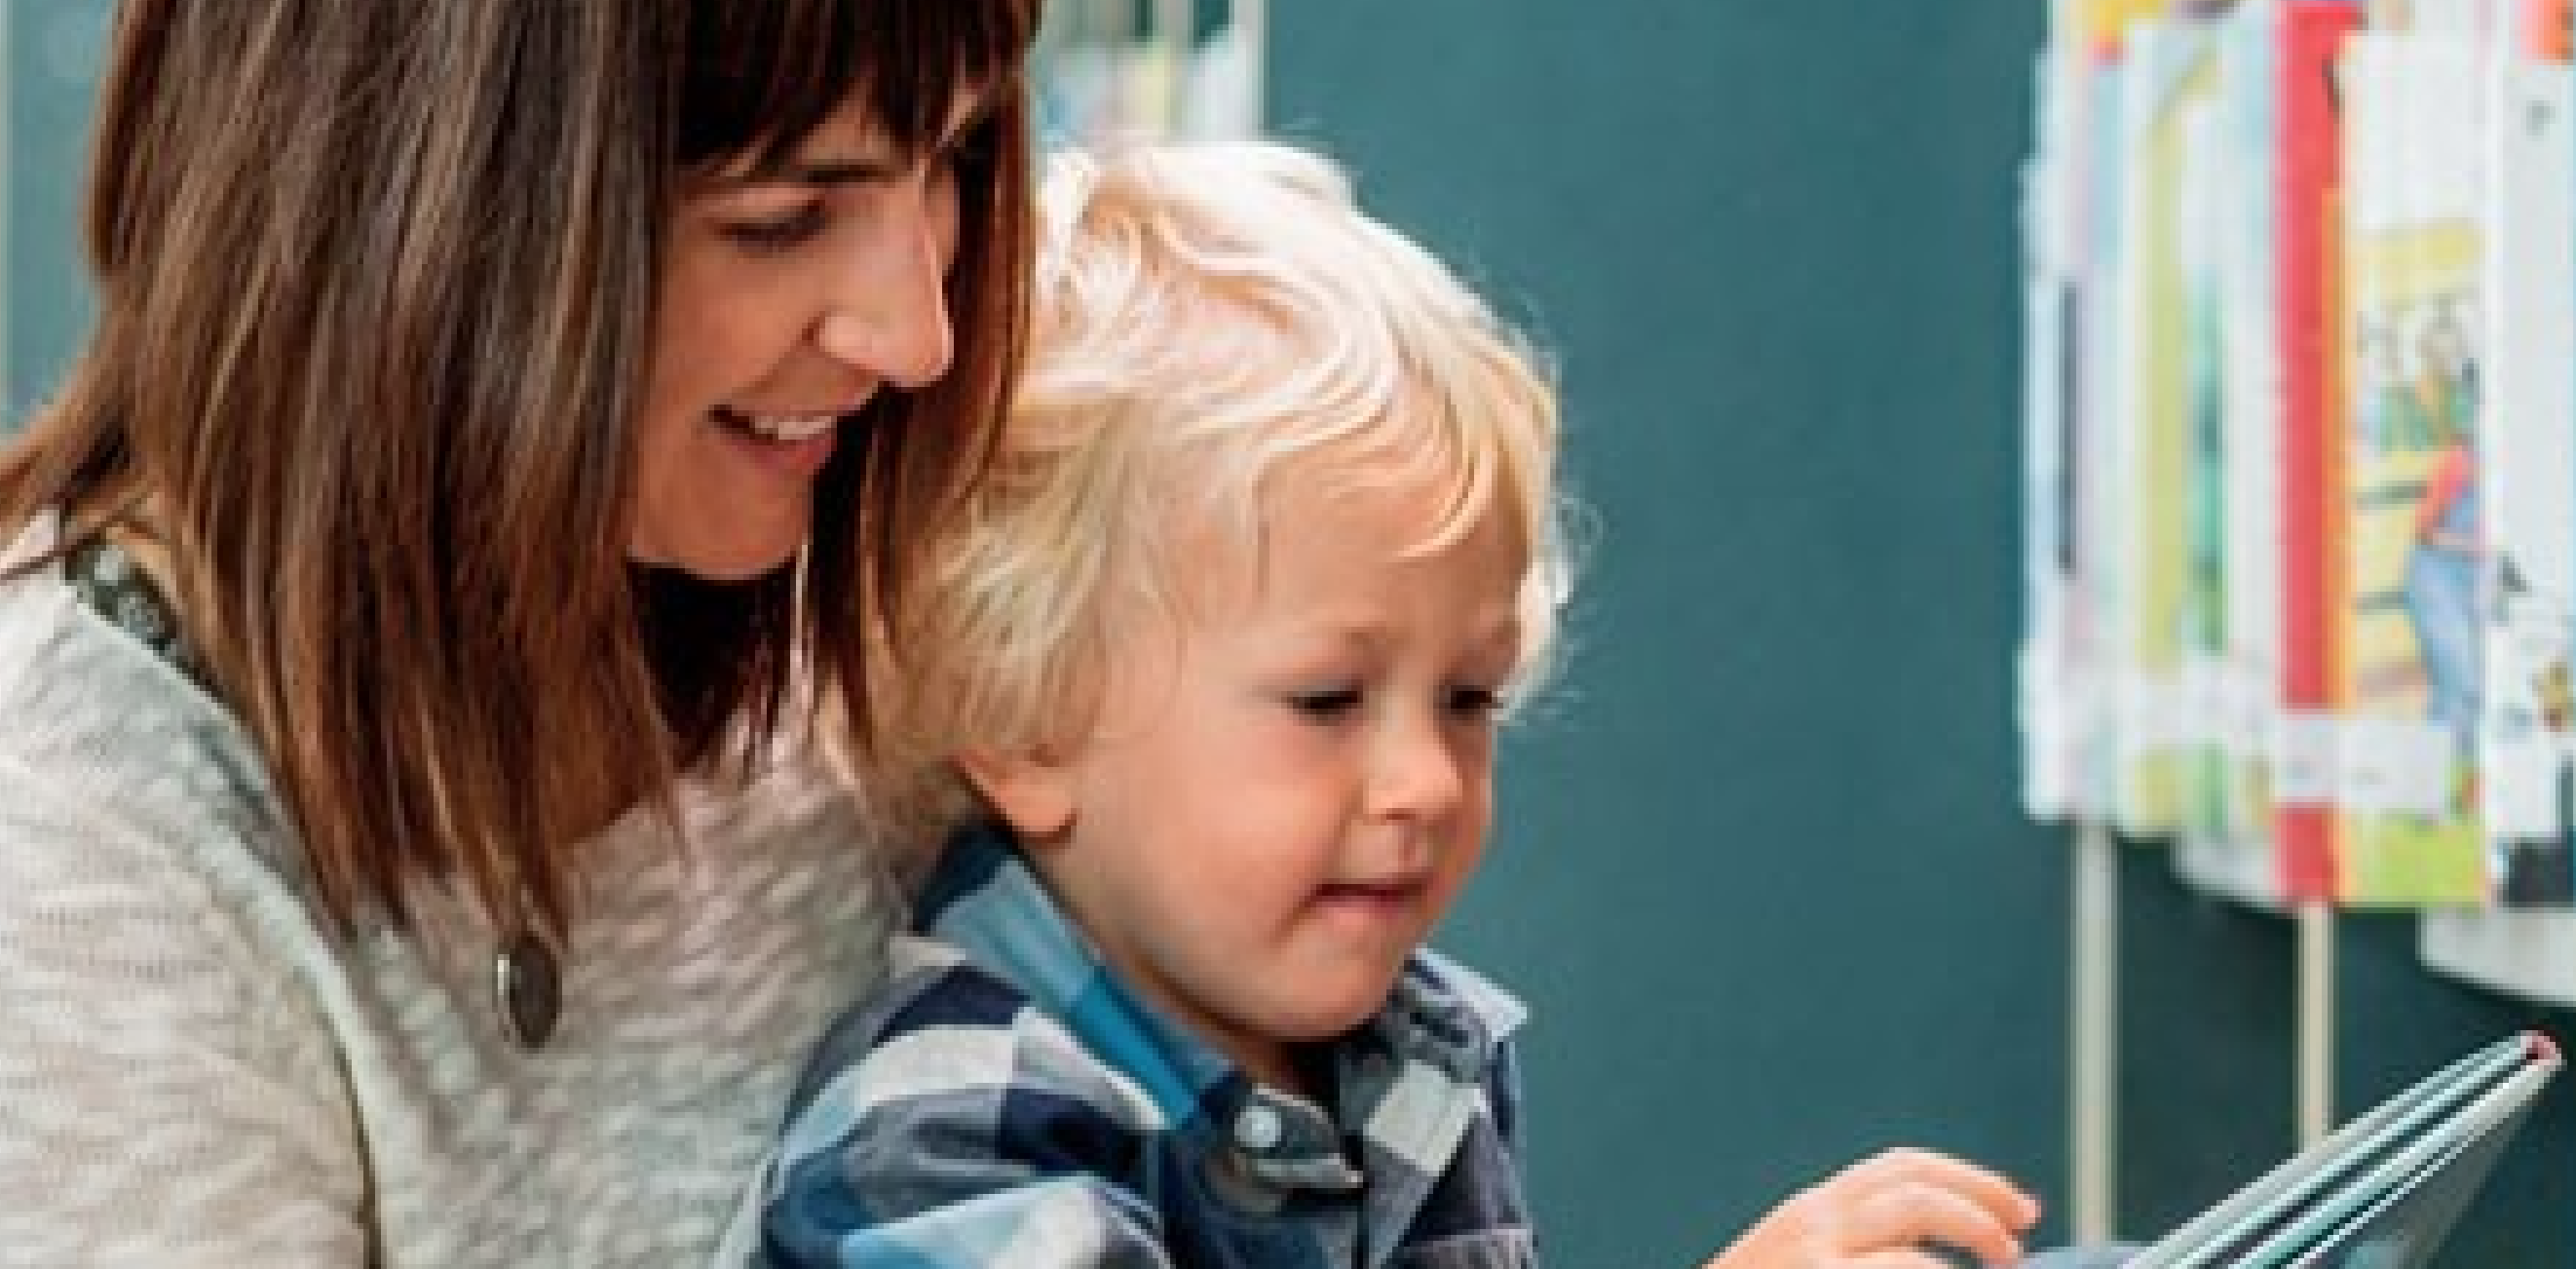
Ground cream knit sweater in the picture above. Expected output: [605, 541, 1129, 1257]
[0, 518, 897, 1266]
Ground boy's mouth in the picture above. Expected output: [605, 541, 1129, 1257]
[1313, 877, 1429, 909]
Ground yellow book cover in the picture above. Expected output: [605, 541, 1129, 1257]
[2108, 18, 2219, 835]
[2332, 29, 2489, 904]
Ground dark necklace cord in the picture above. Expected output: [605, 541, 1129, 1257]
[60, 527, 561, 1051]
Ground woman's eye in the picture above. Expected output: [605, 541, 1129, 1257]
[721, 202, 827, 252]
[944, 127, 997, 175]
[1288, 687, 1363, 719]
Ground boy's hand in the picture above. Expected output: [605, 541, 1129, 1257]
[1699, 1147, 2042, 1268]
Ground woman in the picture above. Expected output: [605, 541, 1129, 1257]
[0, 0, 1034, 1262]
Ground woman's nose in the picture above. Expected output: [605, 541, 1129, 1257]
[816, 180, 957, 389]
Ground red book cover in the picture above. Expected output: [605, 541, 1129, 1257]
[2272, 0, 2359, 901]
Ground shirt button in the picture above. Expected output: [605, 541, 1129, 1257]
[1233, 1104, 1283, 1151]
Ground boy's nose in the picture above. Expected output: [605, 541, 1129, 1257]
[1373, 725, 1469, 821]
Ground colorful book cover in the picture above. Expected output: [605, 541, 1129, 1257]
[2077, 24, 2138, 831]
[2176, 24, 2235, 844]
[2207, 0, 2290, 856]
[2090, 0, 2180, 55]
[2022, 31, 2091, 826]
[2368, 0, 2505, 33]
[2274, 0, 2364, 901]
[2174, 0, 2301, 904]
[2536, 0, 2574, 55]
[2021, 158, 2074, 825]
[2107, 18, 2221, 836]
[2331, 28, 2491, 904]
[2471, 9, 2575, 904]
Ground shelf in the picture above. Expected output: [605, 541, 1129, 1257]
[2417, 908, 2576, 1009]
[2171, 834, 2291, 915]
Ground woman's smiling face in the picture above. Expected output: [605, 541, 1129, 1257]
[629, 89, 979, 579]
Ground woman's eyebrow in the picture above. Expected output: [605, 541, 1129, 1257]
[732, 139, 903, 186]
[736, 92, 996, 188]
[758, 156, 902, 186]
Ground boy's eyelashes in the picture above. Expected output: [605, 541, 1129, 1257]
[1286, 686, 1364, 719]
[1279, 683, 1510, 721]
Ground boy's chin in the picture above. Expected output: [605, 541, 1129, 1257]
[1267, 973, 1412, 1043]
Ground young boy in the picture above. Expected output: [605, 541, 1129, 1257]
[755, 142, 2052, 1269]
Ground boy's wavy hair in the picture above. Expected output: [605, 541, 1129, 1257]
[886, 141, 1569, 836]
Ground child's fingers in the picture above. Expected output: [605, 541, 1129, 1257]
[1819, 1148, 2041, 1266]
[1700, 1147, 2043, 1269]
[1839, 1147, 2035, 1209]
[1835, 1171, 2028, 1265]
[1841, 1147, 2041, 1232]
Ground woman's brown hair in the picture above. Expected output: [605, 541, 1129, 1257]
[0, 0, 1036, 943]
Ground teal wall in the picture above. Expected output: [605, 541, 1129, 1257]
[1268, 5, 2574, 1267]
[4, 0, 102, 429]
[5, 5, 2565, 1262]
[2113, 854, 2576, 1263]
[1269, 7, 2070, 1264]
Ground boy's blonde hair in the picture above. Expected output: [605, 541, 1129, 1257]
[893, 140, 1566, 827]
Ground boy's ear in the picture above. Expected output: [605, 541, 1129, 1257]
[957, 748, 1077, 840]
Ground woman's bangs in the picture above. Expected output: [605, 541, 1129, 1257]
[681, 0, 1031, 173]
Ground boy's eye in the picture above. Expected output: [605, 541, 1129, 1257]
[1287, 687, 1364, 719]
[1446, 684, 1506, 719]
[721, 202, 827, 252]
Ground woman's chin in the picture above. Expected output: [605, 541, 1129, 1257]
[625, 533, 805, 582]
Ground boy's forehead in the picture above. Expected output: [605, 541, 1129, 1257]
[1170, 469, 1524, 591]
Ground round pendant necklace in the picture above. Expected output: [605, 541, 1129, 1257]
[76, 511, 571, 1052]
[493, 924, 562, 1050]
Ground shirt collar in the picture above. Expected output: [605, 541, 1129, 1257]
[917, 824, 1526, 1192]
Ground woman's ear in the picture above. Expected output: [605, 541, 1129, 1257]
[957, 748, 1076, 840]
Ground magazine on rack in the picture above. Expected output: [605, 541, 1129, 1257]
[2124, 1031, 2558, 1267]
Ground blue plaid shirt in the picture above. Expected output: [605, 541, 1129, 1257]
[757, 826, 1536, 1268]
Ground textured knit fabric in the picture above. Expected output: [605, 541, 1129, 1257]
[0, 514, 901, 1267]
[759, 826, 1536, 1268]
